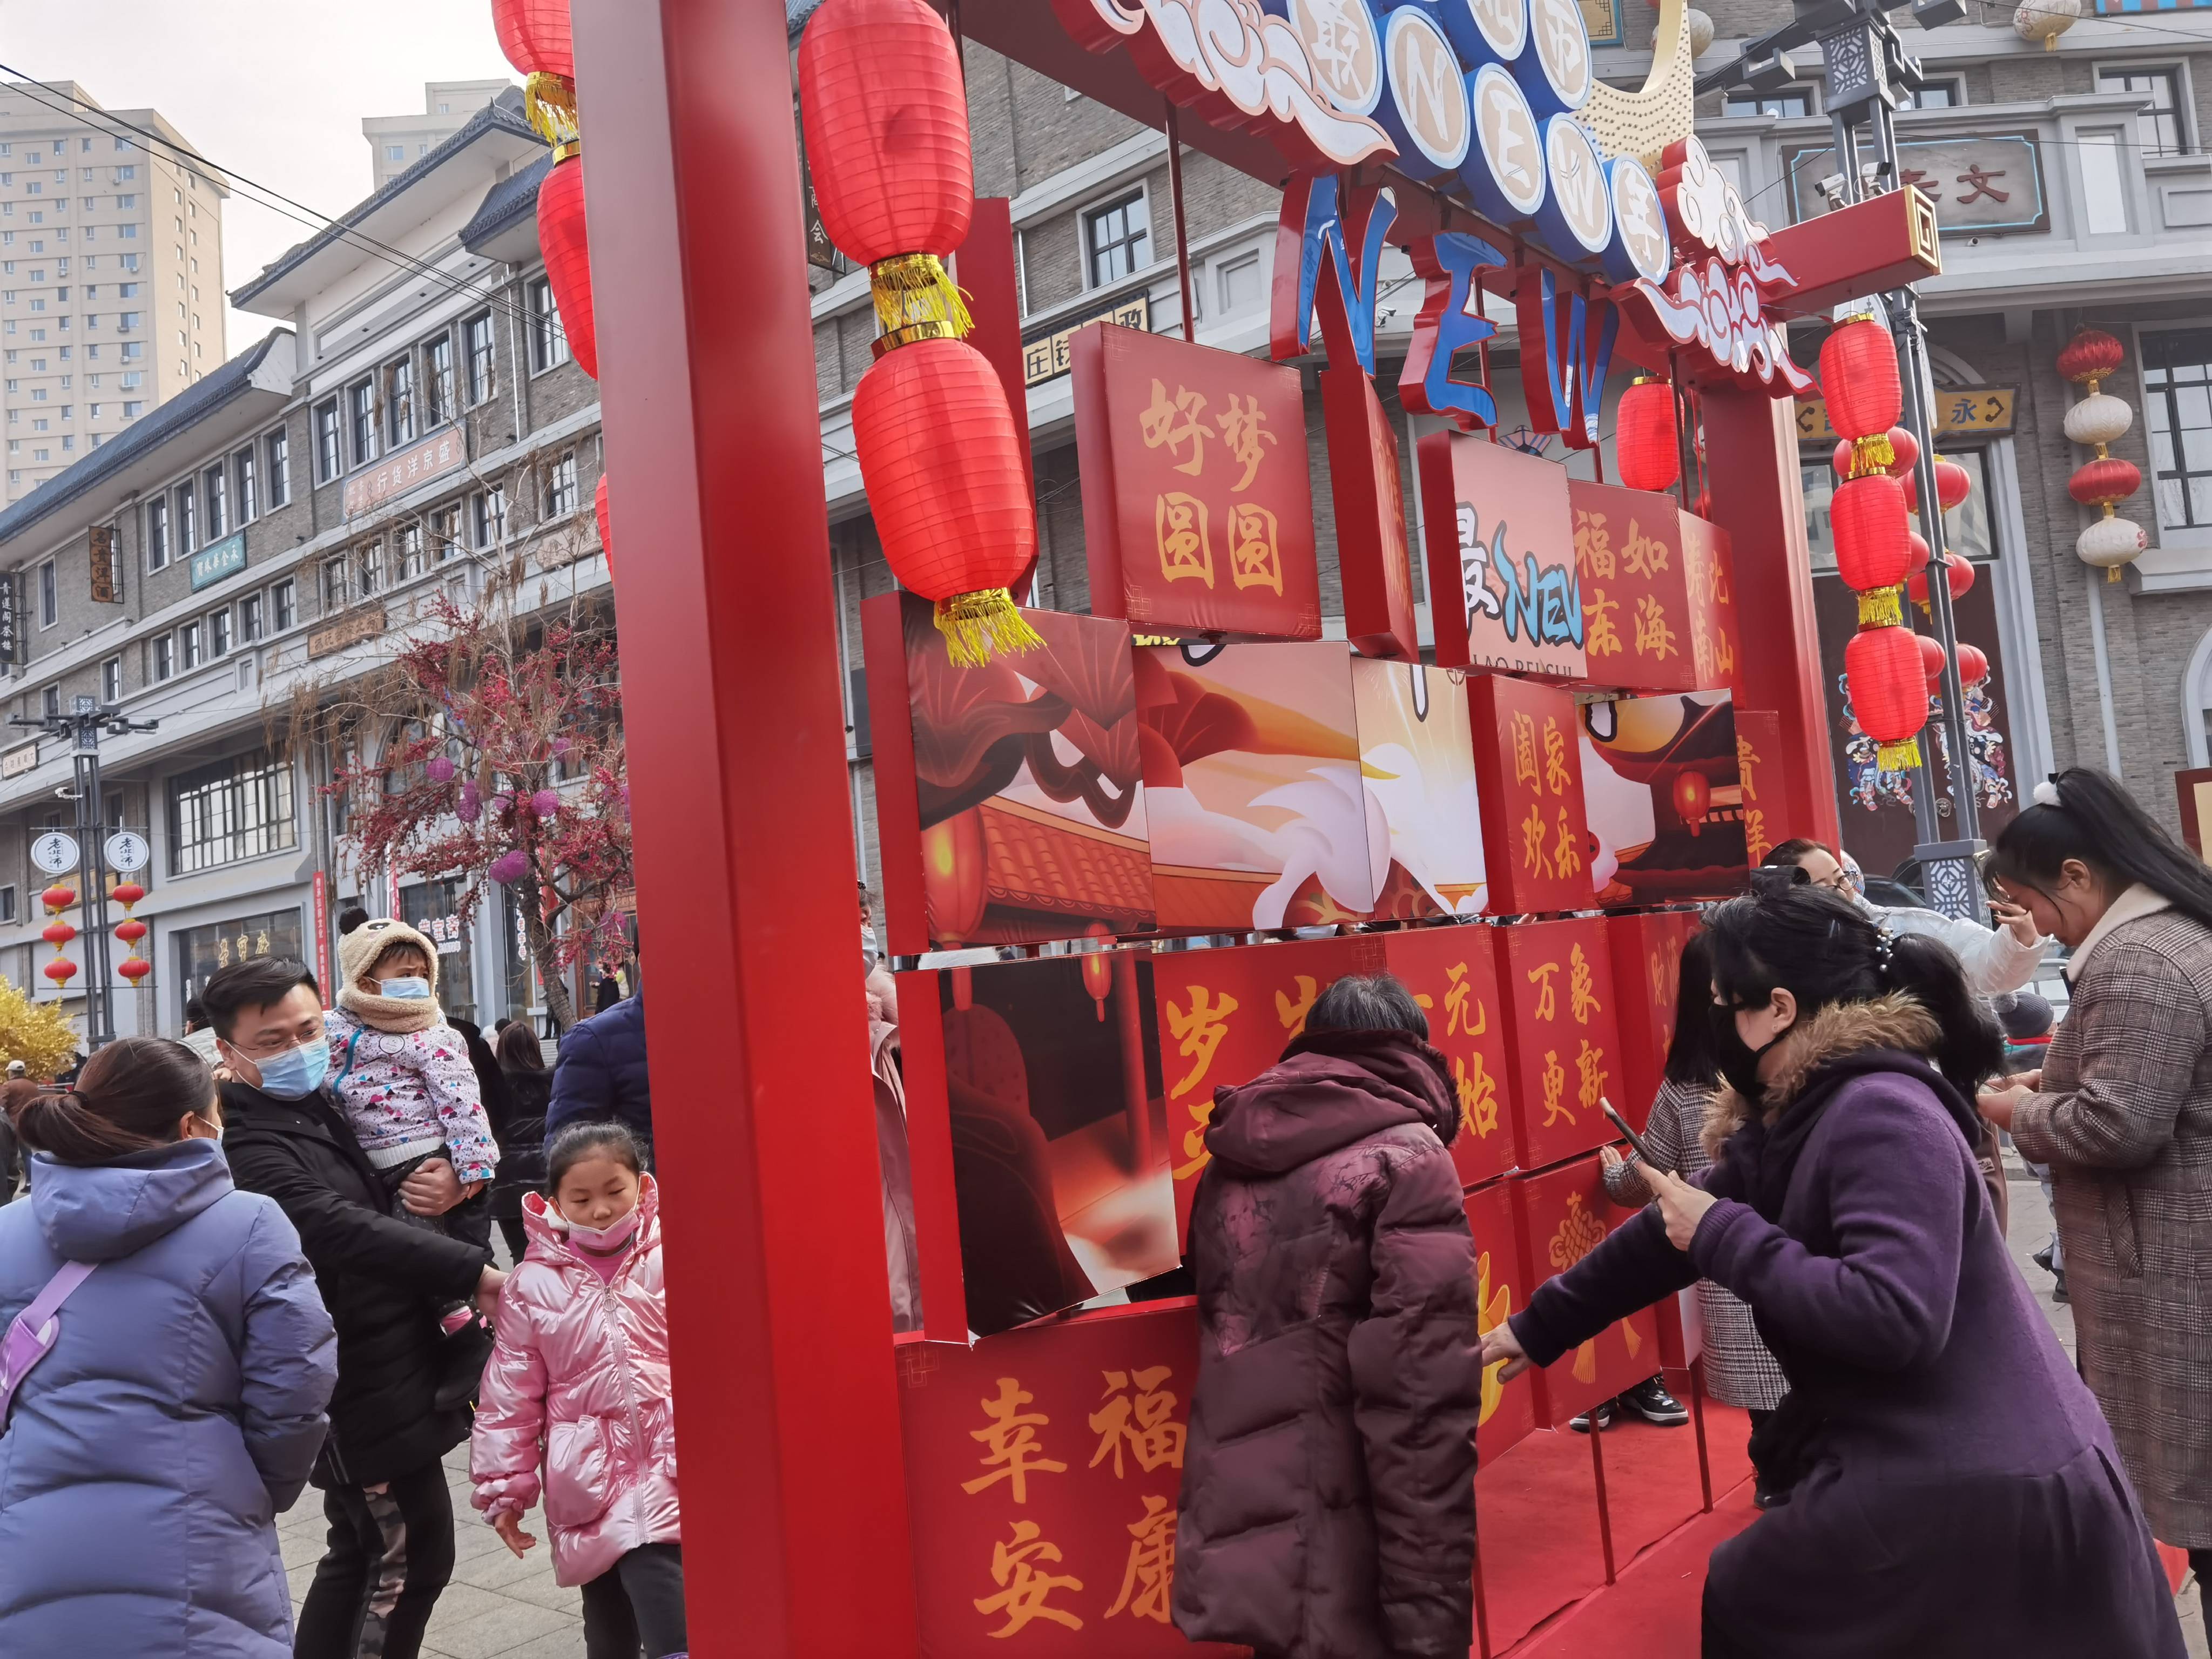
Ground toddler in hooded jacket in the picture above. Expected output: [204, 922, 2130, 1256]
[472, 1121, 685, 1658]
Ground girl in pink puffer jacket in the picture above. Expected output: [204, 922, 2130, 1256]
[471, 1123, 685, 1659]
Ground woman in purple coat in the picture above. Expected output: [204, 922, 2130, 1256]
[1482, 876, 2183, 1657]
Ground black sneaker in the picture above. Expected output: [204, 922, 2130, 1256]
[1621, 1376, 1690, 1427]
[2052, 1269, 2069, 1305]
[1569, 1399, 1618, 1433]
[2031, 1243, 2055, 1275]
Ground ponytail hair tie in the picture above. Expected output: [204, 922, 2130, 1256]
[2032, 777, 2062, 808]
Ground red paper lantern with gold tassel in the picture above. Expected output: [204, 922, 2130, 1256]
[536, 146, 596, 379]
[1615, 377, 1680, 493]
[1819, 318, 1904, 476]
[1831, 471, 1911, 626]
[1846, 624, 1928, 771]
[1907, 550, 1975, 612]
[491, 0, 577, 144]
[1956, 643, 1991, 686]
[799, 0, 974, 341]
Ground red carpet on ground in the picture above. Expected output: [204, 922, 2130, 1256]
[1514, 1486, 1763, 1658]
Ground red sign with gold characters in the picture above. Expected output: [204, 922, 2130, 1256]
[1492, 918, 1624, 1175]
[1571, 479, 1698, 696]
[1073, 322, 1321, 642]
[899, 1301, 1242, 1655]
[1467, 674, 1594, 916]
[1321, 366, 1419, 660]
[1154, 934, 1383, 1245]
[1604, 909, 1703, 1133]
[1679, 510, 1743, 696]
[1464, 1178, 1537, 1466]
[1734, 707, 1784, 866]
[1384, 925, 1515, 1190]
[1510, 1156, 1663, 1427]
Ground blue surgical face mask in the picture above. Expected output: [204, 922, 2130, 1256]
[379, 977, 433, 1000]
[253, 1038, 332, 1101]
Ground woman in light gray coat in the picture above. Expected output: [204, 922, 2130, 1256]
[1981, 768, 2212, 1618]
[0, 1037, 337, 1657]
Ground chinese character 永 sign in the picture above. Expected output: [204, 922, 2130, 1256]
[1795, 386, 2016, 444]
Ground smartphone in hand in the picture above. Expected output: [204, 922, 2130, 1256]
[1601, 1098, 1671, 1176]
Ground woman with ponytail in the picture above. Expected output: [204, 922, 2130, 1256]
[0, 1037, 337, 1656]
[1981, 766, 2212, 1609]
[1482, 877, 2183, 1655]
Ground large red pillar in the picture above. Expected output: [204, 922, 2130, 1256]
[573, 1, 920, 1653]
[1704, 387, 1843, 853]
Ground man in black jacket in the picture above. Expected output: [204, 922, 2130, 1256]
[204, 956, 503, 1659]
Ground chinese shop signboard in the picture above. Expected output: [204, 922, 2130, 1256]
[1385, 925, 1516, 1190]
[1782, 132, 2049, 239]
[1467, 673, 1594, 915]
[1604, 908, 1702, 1132]
[1418, 432, 1587, 680]
[1492, 918, 1623, 1173]
[1074, 323, 1321, 641]
[863, 592, 1154, 956]
[899, 1301, 1242, 1654]
[1510, 1154, 1662, 1426]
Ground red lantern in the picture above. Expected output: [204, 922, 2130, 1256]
[114, 918, 148, 945]
[2069, 456, 2142, 508]
[1907, 552, 1975, 610]
[1671, 770, 1710, 833]
[1819, 319, 1903, 474]
[852, 335, 1040, 664]
[1831, 424, 1918, 480]
[799, 0, 974, 337]
[536, 150, 596, 379]
[2058, 328, 2125, 390]
[594, 473, 612, 577]
[491, 0, 573, 77]
[1957, 643, 1991, 686]
[1832, 473, 1910, 625]
[1845, 624, 1928, 768]
[1933, 457, 1972, 512]
[41, 885, 75, 912]
[1616, 377, 1680, 492]
[117, 956, 152, 984]
[40, 920, 75, 948]
[1905, 530, 1931, 577]
[42, 958, 77, 985]
[1916, 631, 1946, 689]
[110, 882, 145, 907]
[1081, 932, 1114, 1021]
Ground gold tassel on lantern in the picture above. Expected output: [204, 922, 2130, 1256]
[871, 253, 974, 340]
[1857, 585, 1903, 628]
[934, 589, 1046, 669]
[525, 72, 578, 146]
[1877, 737, 1923, 771]
[1851, 432, 1896, 477]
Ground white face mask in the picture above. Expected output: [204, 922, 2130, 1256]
[861, 925, 879, 969]
[563, 1205, 642, 1252]
[379, 977, 433, 1000]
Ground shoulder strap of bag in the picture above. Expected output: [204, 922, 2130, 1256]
[333, 1026, 366, 1088]
[0, 1260, 97, 1424]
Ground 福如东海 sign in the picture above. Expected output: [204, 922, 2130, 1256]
[1418, 432, 1587, 679]
[1784, 132, 2049, 239]
[1024, 291, 1150, 387]
[341, 429, 465, 518]
[188, 530, 246, 591]
[1797, 386, 2017, 443]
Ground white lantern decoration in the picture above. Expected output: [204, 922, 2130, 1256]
[2014, 0, 2080, 50]
[2078, 514, 2147, 573]
[2063, 391, 2133, 450]
[1686, 8, 1715, 57]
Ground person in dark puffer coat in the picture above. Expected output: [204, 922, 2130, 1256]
[545, 992, 651, 1155]
[1174, 972, 1480, 1659]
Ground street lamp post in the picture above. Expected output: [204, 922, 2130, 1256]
[8, 696, 158, 1048]
[1703, 0, 1991, 921]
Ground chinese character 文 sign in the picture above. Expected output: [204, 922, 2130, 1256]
[1074, 323, 1321, 641]
[341, 428, 466, 518]
[1419, 433, 1587, 680]
[1783, 132, 2048, 239]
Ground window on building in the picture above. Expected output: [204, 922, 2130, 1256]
[1084, 191, 1151, 287]
[2143, 327, 2212, 528]
[2096, 66, 2188, 158]
[152, 633, 172, 680]
[396, 522, 424, 580]
[464, 311, 495, 404]
[265, 426, 290, 506]
[174, 480, 195, 550]
[173, 906, 305, 1008]
[357, 542, 383, 596]
[234, 444, 257, 522]
[272, 578, 295, 632]
[0, 886, 15, 925]
[385, 144, 405, 162]
[543, 451, 578, 520]
[347, 377, 375, 467]
[322, 556, 347, 612]
[431, 504, 462, 562]
[1898, 79, 1960, 110]
[203, 461, 226, 539]
[314, 398, 340, 482]
[41, 685, 58, 719]
[528, 277, 568, 373]
[100, 655, 120, 704]
[472, 485, 506, 547]
[145, 493, 168, 570]
[166, 750, 298, 876]
[180, 618, 201, 669]
[1724, 88, 1815, 118]
[239, 591, 263, 643]
[423, 333, 453, 427]
[383, 354, 414, 447]
[208, 606, 231, 657]
[37, 557, 55, 628]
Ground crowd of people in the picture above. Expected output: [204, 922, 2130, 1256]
[0, 907, 678, 1659]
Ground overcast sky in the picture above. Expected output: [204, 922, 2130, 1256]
[0, 0, 515, 350]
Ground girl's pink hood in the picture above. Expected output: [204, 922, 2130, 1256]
[468, 1175, 678, 1586]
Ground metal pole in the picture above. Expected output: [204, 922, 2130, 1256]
[1165, 102, 1196, 343]
[71, 711, 114, 1048]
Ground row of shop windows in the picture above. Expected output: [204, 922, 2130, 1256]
[1723, 68, 2190, 159]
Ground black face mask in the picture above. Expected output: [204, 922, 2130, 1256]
[1710, 1001, 1791, 1104]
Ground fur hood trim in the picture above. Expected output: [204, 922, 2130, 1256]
[1701, 993, 1941, 1158]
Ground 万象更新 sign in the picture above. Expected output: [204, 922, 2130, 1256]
[342, 429, 466, 518]
[188, 531, 247, 591]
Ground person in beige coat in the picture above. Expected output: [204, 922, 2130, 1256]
[1980, 767, 2212, 1615]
